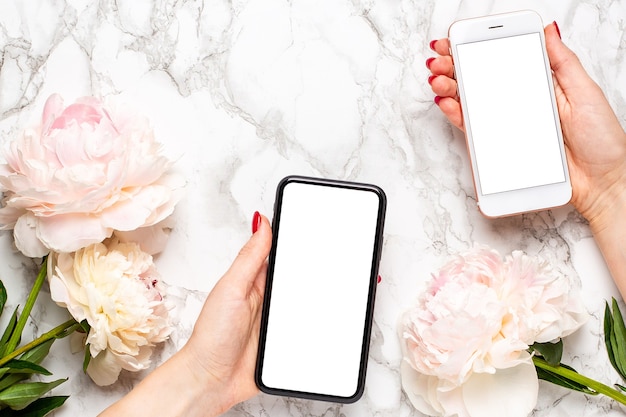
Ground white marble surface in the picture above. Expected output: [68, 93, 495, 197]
[0, 0, 625, 415]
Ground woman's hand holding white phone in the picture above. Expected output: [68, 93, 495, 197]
[448, 10, 572, 217]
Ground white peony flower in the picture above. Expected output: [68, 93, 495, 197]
[399, 245, 588, 417]
[48, 238, 173, 386]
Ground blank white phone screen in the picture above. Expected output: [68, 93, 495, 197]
[261, 182, 381, 397]
[456, 33, 566, 195]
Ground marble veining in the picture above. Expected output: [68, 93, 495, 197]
[0, 0, 625, 415]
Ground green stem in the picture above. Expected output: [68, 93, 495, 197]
[533, 356, 626, 406]
[4, 258, 48, 354]
[0, 318, 79, 368]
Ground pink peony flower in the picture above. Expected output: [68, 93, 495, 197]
[399, 245, 587, 417]
[0, 94, 183, 257]
[48, 238, 173, 386]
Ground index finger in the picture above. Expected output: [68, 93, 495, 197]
[431, 38, 451, 56]
[222, 215, 272, 291]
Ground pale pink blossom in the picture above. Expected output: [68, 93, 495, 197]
[0, 94, 183, 257]
[399, 245, 587, 417]
[48, 238, 173, 386]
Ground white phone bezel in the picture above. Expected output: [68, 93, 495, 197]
[448, 10, 572, 218]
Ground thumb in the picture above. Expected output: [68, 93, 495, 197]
[544, 22, 595, 93]
[222, 214, 272, 289]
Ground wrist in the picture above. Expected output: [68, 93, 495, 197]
[583, 178, 626, 236]
[98, 347, 233, 417]
[581, 177, 626, 299]
[176, 344, 237, 416]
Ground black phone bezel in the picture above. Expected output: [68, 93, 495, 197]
[254, 175, 387, 404]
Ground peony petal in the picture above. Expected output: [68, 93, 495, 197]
[0, 204, 24, 229]
[87, 349, 123, 386]
[399, 316, 457, 416]
[69, 332, 88, 354]
[117, 231, 162, 256]
[48, 252, 91, 321]
[400, 360, 443, 416]
[14, 214, 48, 257]
[52, 102, 102, 130]
[462, 358, 538, 417]
[36, 213, 111, 253]
[41, 94, 65, 130]
[118, 346, 152, 372]
[114, 219, 173, 255]
[48, 273, 72, 309]
[98, 184, 174, 231]
[436, 384, 472, 417]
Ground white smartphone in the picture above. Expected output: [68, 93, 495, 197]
[255, 175, 386, 403]
[448, 10, 571, 217]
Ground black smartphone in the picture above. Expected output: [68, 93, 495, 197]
[255, 175, 387, 403]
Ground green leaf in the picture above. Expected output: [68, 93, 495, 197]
[0, 378, 67, 410]
[0, 280, 7, 318]
[4, 259, 48, 356]
[0, 375, 27, 393]
[0, 360, 51, 376]
[605, 301, 618, 369]
[82, 344, 91, 373]
[530, 340, 563, 366]
[0, 395, 69, 417]
[0, 308, 19, 357]
[536, 362, 597, 395]
[611, 298, 626, 377]
[616, 383, 626, 393]
[52, 324, 79, 340]
[79, 319, 90, 334]
[19, 340, 54, 366]
[604, 298, 626, 380]
[0, 340, 57, 392]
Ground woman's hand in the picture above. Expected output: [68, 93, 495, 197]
[181, 212, 271, 411]
[427, 22, 626, 228]
[428, 22, 626, 298]
[99, 213, 272, 417]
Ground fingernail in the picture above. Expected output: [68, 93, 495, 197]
[429, 40, 437, 51]
[428, 75, 437, 85]
[252, 211, 261, 234]
[434, 96, 442, 106]
[426, 57, 435, 69]
[553, 21, 561, 39]
[377, 275, 382, 284]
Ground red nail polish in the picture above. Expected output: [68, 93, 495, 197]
[553, 21, 561, 39]
[429, 40, 437, 51]
[377, 275, 382, 284]
[426, 57, 435, 69]
[428, 75, 437, 85]
[434, 96, 442, 106]
[252, 211, 261, 234]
